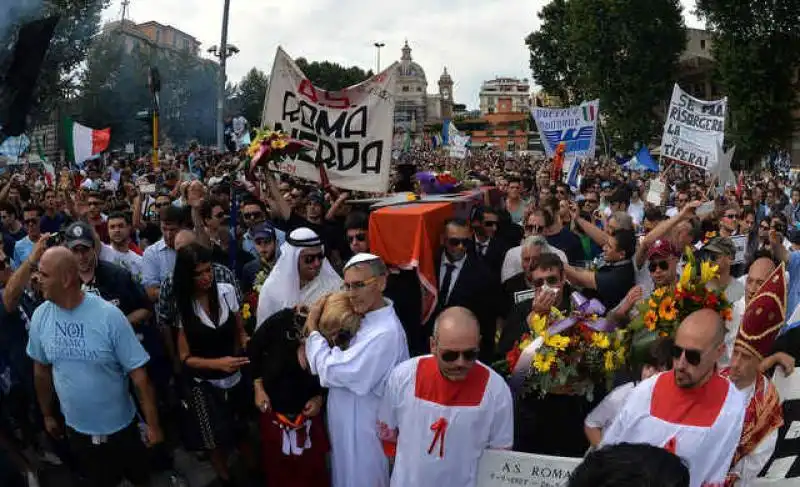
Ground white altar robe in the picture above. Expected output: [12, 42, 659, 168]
[379, 356, 513, 487]
[306, 300, 409, 487]
[602, 371, 747, 487]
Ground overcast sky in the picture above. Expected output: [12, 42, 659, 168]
[101, 0, 705, 110]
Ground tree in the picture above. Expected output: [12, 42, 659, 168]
[0, 0, 110, 124]
[526, 0, 686, 148]
[228, 68, 268, 127]
[294, 58, 373, 91]
[695, 0, 800, 165]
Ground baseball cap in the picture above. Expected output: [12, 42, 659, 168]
[704, 236, 736, 258]
[249, 222, 275, 241]
[308, 192, 325, 205]
[647, 239, 679, 260]
[64, 221, 95, 249]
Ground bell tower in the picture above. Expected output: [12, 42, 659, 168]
[438, 67, 454, 119]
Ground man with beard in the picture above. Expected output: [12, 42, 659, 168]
[601, 309, 748, 487]
[84, 192, 109, 244]
[721, 264, 786, 486]
[305, 253, 409, 487]
[99, 212, 144, 283]
[63, 222, 151, 331]
[256, 227, 342, 327]
[241, 222, 277, 293]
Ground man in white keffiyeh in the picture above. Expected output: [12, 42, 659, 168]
[256, 227, 342, 327]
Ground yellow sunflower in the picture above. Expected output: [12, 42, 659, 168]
[545, 334, 571, 351]
[700, 260, 719, 285]
[679, 262, 693, 288]
[604, 351, 616, 371]
[591, 332, 610, 349]
[652, 287, 667, 298]
[648, 298, 658, 309]
[241, 303, 251, 320]
[644, 310, 658, 331]
[533, 353, 556, 373]
[658, 296, 677, 321]
[528, 313, 548, 336]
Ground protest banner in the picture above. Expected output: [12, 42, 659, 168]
[660, 84, 726, 172]
[532, 100, 599, 160]
[262, 47, 398, 192]
[477, 450, 579, 487]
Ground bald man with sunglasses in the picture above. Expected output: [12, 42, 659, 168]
[601, 309, 748, 487]
[378, 307, 513, 487]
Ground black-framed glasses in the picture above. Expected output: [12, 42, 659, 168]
[532, 276, 560, 288]
[348, 233, 366, 242]
[243, 212, 264, 221]
[447, 237, 470, 248]
[342, 276, 378, 292]
[671, 344, 705, 366]
[440, 349, 479, 363]
[648, 260, 670, 272]
[302, 253, 324, 264]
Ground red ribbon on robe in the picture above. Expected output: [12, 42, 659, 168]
[427, 417, 448, 458]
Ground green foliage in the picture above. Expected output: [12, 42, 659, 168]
[0, 0, 110, 124]
[72, 28, 218, 149]
[526, 0, 686, 148]
[294, 58, 373, 91]
[695, 0, 800, 166]
[227, 68, 268, 127]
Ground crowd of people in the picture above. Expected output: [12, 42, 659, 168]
[0, 145, 798, 487]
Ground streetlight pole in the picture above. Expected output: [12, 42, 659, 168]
[216, 0, 231, 152]
[374, 42, 385, 73]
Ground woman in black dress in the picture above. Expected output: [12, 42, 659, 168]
[173, 243, 250, 486]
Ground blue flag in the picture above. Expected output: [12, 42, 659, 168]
[624, 146, 659, 172]
[566, 157, 580, 191]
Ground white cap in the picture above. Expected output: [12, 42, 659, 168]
[344, 252, 382, 271]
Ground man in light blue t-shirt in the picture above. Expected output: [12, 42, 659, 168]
[26, 247, 162, 487]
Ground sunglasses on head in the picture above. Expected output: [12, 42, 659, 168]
[648, 260, 670, 272]
[447, 237, 471, 248]
[532, 276, 560, 288]
[440, 349, 479, 363]
[671, 344, 705, 366]
[348, 233, 366, 242]
[303, 253, 325, 264]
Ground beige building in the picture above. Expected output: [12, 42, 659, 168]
[479, 77, 531, 115]
[678, 27, 799, 164]
[392, 41, 454, 134]
[102, 19, 201, 56]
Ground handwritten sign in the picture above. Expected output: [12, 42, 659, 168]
[477, 450, 580, 487]
[263, 47, 398, 192]
[660, 84, 726, 172]
[731, 234, 747, 265]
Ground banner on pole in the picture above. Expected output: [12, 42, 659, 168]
[531, 100, 599, 159]
[660, 84, 726, 172]
[263, 47, 398, 192]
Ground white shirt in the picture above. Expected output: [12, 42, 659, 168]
[584, 381, 636, 431]
[439, 254, 466, 305]
[379, 356, 513, 487]
[728, 376, 779, 487]
[306, 300, 409, 487]
[500, 245, 569, 283]
[100, 244, 144, 283]
[720, 298, 745, 369]
[628, 199, 645, 227]
[666, 207, 679, 218]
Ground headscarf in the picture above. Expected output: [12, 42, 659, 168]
[256, 227, 342, 327]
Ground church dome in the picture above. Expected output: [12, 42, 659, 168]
[397, 41, 427, 82]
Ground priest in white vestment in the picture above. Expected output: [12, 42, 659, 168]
[721, 264, 787, 486]
[305, 253, 409, 487]
[378, 307, 513, 487]
[601, 308, 748, 487]
[256, 227, 342, 327]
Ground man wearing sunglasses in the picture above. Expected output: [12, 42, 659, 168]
[256, 227, 342, 327]
[377, 307, 512, 487]
[720, 265, 787, 487]
[602, 308, 747, 487]
[471, 207, 510, 280]
[12, 205, 44, 269]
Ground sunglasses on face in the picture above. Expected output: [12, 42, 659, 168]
[648, 260, 670, 272]
[584, 200, 598, 205]
[243, 212, 264, 221]
[341, 276, 378, 292]
[24, 218, 39, 225]
[447, 237, 471, 248]
[348, 233, 366, 242]
[88, 201, 102, 207]
[155, 202, 171, 208]
[532, 276, 560, 288]
[671, 344, 705, 366]
[303, 253, 324, 264]
[725, 213, 738, 219]
[483, 220, 498, 228]
[212, 211, 226, 219]
[440, 349, 479, 363]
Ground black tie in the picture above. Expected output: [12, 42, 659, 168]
[439, 263, 456, 308]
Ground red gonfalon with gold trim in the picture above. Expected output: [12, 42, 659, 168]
[735, 263, 787, 361]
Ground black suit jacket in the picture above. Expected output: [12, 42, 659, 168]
[432, 251, 502, 362]
[475, 237, 510, 283]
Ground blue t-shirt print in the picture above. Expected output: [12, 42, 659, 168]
[26, 293, 150, 436]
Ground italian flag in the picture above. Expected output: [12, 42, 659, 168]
[581, 103, 596, 122]
[63, 118, 110, 164]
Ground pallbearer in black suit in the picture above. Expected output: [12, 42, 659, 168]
[471, 207, 511, 284]
[430, 218, 502, 363]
